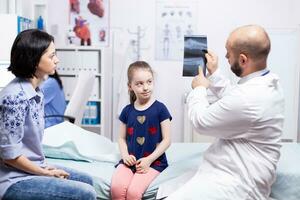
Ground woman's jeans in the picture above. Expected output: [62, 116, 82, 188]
[3, 166, 97, 200]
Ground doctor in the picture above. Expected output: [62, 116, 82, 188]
[167, 25, 284, 199]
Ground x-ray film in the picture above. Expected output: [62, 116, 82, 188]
[183, 35, 207, 76]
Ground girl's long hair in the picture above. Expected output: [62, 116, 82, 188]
[127, 61, 153, 104]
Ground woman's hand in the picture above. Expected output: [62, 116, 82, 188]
[44, 165, 56, 170]
[3, 155, 69, 178]
[123, 154, 136, 166]
[135, 157, 152, 174]
[43, 167, 69, 179]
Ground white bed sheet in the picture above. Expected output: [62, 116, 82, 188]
[43, 123, 300, 200]
[45, 143, 210, 200]
[45, 143, 300, 200]
[270, 143, 300, 200]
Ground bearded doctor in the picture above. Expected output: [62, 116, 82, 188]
[167, 25, 285, 199]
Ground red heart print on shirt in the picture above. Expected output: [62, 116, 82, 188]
[148, 127, 157, 135]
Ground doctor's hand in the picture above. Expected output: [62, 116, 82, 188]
[123, 154, 136, 166]
[191, 66, 210, 89]
[205, 50, 218, 75]
[135, 157, 151, 174]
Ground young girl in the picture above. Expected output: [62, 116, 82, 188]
[111, 61, 172, 200]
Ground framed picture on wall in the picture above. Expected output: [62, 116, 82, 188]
[155, 0, 199, 61]
[68, 0, 109, 46]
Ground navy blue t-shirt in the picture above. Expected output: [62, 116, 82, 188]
[118, 100, 172, 172]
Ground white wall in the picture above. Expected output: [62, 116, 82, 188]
[46, 0, 300, 142]
[108, 0, 300, 142]
[0, 0, 8, 13]
[46, 0, 68, 45]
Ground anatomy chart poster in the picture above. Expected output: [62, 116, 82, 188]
[68, 0, 109, 46]
[155, 1, 199, 61]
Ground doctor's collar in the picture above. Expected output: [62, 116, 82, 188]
[238, 68, 270, 84]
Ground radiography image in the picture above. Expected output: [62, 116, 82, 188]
[183, 36, 207, 76]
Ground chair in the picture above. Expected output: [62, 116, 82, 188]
[64, 71, 95, 125]
[45, 71, 95, 126]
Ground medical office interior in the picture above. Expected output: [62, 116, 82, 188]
[1, 0, 300, 199]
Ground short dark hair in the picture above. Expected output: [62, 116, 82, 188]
[232, 37, 270, 61]
[8, 29, 54, 78]
[231, 25, 271, 62]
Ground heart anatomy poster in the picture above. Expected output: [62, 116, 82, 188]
[68, 0, 109, 46]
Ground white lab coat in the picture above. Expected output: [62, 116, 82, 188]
[167, 69, 285, 200]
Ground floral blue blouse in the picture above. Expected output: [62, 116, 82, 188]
[0, 78, 45, 198]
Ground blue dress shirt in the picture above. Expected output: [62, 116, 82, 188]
[41, 77, 66, 128]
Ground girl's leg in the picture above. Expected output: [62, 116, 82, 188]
[126, 168, 160, 200]
[3, 176, 97, 200]
[110, 164, 134, 200]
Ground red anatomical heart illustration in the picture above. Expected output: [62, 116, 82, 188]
[87, 0, 105, 17]
[73, 16, 91, 45]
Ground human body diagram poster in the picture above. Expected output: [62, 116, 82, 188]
[155, 1, 199, 61]
[68, 0, 109, 46]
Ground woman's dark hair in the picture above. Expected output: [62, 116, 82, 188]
[127, 61, 153, 104]
[8, 29, 54, 78]
[49, 70, 63, 89]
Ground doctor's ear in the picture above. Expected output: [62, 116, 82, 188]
[239, 54, 248, 65]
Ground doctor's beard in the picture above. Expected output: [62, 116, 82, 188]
[231, 61, 243, 77]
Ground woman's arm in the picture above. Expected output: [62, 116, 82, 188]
[4, 155, 69, 178]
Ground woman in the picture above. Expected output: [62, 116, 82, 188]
[0, 29, 97, 200]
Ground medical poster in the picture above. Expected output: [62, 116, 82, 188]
[155, 1, 199, 61]
[68, 0, 109, 46]
[183, 35, 207, 76]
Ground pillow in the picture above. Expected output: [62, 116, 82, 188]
[43, 141, 91, 162]
[42, 121, 120, 163]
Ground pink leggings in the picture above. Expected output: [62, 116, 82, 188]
[110, 164, 160, 200]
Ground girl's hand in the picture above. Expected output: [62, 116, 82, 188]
[135, 157, 152, 174]
[123, 154, 136, 166]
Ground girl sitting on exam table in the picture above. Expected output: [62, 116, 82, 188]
[110, 61, 172, 200]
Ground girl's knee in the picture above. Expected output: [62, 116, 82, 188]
[111, 183, 128, 199]
[126, 187, 143, 200]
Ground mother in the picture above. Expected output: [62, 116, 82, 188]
[0, 29, 97, 200]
